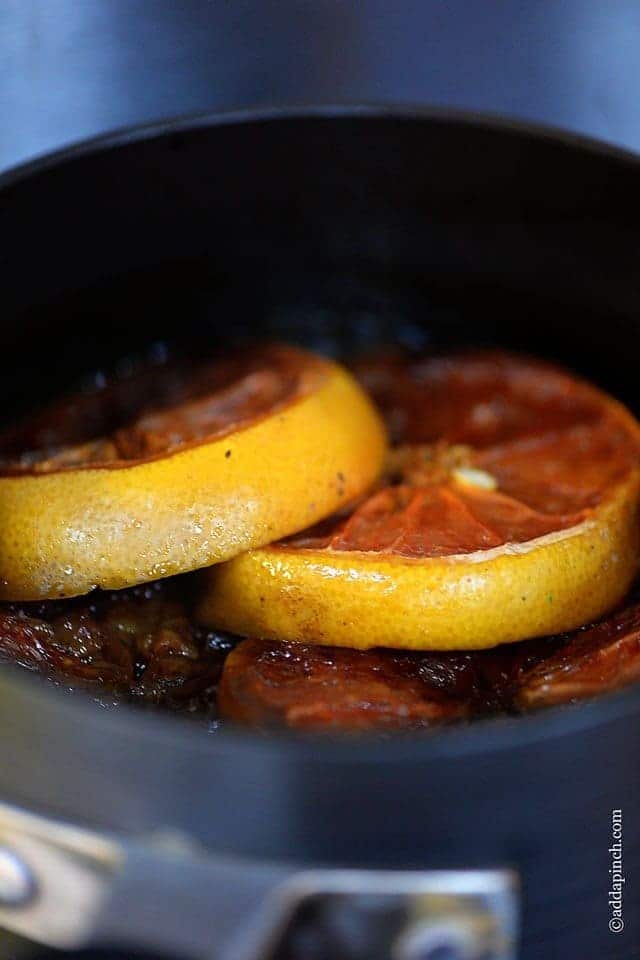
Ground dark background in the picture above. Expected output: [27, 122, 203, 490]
[3, 0, 640, 173]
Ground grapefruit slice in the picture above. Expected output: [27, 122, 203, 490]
[0, 345, 386, 600]
[217, 591, 640, 731]
[199, 351, 640, 650]
[218, 637, 476, 731]
[512, 598, 640, 709]
[0, 579, 227, 709]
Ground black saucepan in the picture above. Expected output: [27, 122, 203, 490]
[0, 107, 638, 960]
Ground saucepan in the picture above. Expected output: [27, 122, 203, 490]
[0, 107, 639, 960]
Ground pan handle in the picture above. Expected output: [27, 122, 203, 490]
[0, 801, 519, 960]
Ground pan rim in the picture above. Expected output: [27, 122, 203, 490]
[2, 99, 640, 191]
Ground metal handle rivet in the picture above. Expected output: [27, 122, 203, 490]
[0, 846, 36, 907]
[394, 921, 476, 960]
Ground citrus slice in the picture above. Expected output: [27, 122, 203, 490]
[0, 579, 228, 709]
[217, 591, 640, 730]
[511, 598, 640, 709]
[0, 345, 386, 600]
[218, 637, 476, 731]
[199, 351, 640, 650]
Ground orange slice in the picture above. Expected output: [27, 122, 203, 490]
[199, 351, 640, 650]
[0, 345, 386, 600]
